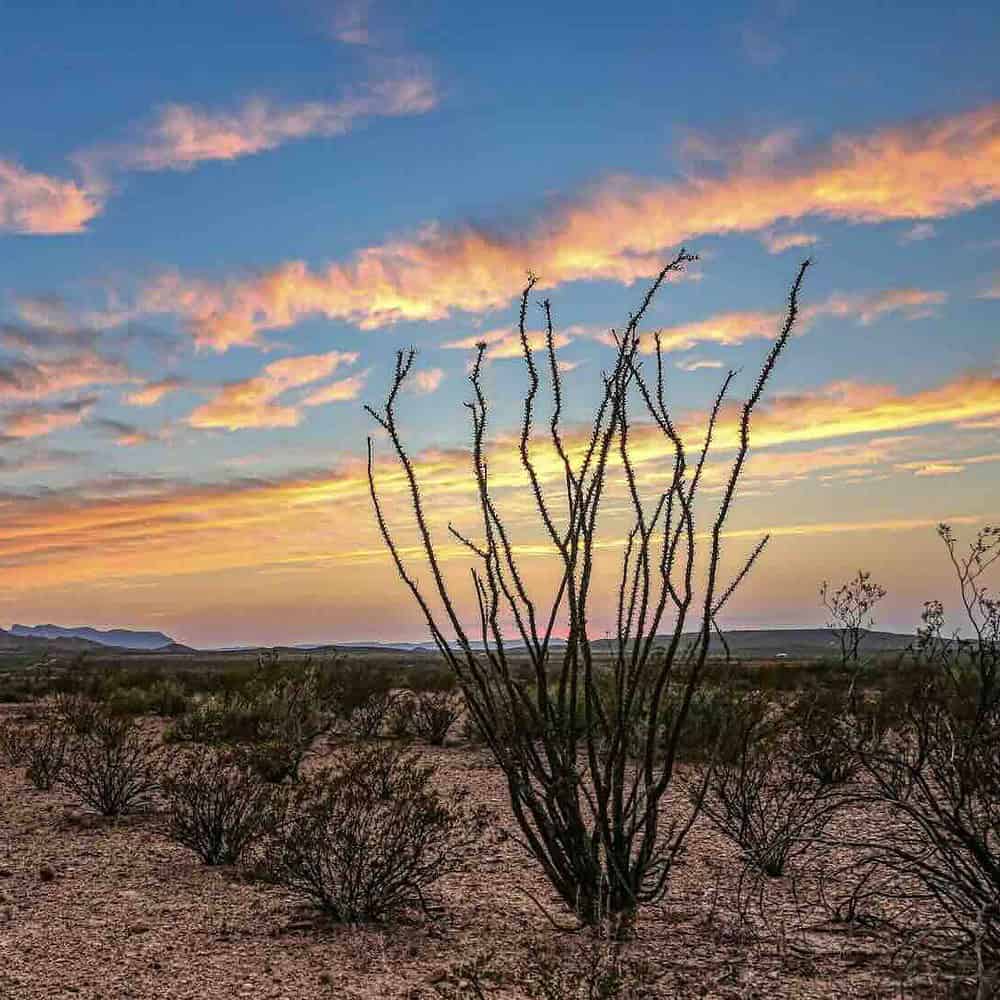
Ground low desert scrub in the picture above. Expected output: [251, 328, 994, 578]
[24, 716, 70, 790]
[162, 749, 277, 864]
[0, 718, 33, 767]
[51, 691, 102, 736]
[696, 693, 836, 877]
[259, 745, 488, 922]
[410, 690, 464, 745]
[62, 715, 160, 816]
[784, 689, 867, 786]
[165, 660, 330, 779]
[428, 934, 658, 999]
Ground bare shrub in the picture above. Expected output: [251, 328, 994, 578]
[410, 689, 463, 745]
[51, 691, 102, 735]
[259, 745, 487, 922]
[0, 719, 32, 767]
[523, 933, 659, 999]
[62, 715, 160, 816]
[784, 688, 869, 786]
[366, 255, 811, 933]
[820, 570, 886, 712]
[848, 525, 1000, 977]
[387, 693, 416, 739]
[25, 717, 69, 791]
[162, 749, 276, 864]
[697, 693, 836, 877]
[347, 689, 398, 739]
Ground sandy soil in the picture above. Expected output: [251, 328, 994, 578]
[0, 708, 961, 999]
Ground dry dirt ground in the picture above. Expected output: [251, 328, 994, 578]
[0, 707, 960, 999]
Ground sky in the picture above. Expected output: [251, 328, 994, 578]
[1, 0, 998, 648]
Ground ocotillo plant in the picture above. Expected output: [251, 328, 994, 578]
[366, 251, 811, 936]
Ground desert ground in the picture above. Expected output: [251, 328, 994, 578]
[0, 668, 960, 1000]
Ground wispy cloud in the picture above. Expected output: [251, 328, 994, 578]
[77, 76, 436, 176]
[900, 222, 936, 243]
[979, 275, 1000, 300]
[140, 103, 1000, 348]
[0, 354, 131, 401]
[0, 159, 102, 235]
[408, 367, 445, 395]
[124, 376, 189, 407]
[187, 351, 358, 430]
[91, 418, 159, 447]
[0, 397, 96, 439]
[759, 230, 819, 254]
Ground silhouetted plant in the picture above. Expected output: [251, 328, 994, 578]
[846, 525, 1000, 980]
[62, 715, 159, 816]
[0, 718, 32, 767]
[784, 688, 867, 787]
[366, 254, 811, 934]
[696, 692, 836, 877]
[162, 749, 276, 864]
[51, 691, 102, 736]
[820, 570, 886, 712]
[410, 689, 465, 745]
[24, 717, 70, 790]
[259, 745, 487, 922]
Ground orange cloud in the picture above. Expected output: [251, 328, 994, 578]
[0, 159, 101, 234]
[639, 286, 945, 355]
[301, 370, 369, 406]
[441, 326, 580, 359]
[0, 355, 131, 400]
[408, 368, 445, 395]
[187, 350, 358, 430]
[80, 77, 436, 175]
[124, 376, 189, 407]
[760, 230, 819, 254]
[1, 397, 96, 439]
[141, 103, 1000, 347]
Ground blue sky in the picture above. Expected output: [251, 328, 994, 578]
[1, 1, 998, 645]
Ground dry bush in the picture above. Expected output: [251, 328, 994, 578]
[523, 935, 659, 1000]
[62, 715, 160, 816]
[784, 688, 870, 786]
[410, 689, 464, 745]
[846, 525, 1000, 982]
[51, 691, 102, 736]
[347, 690, 398, 739]
[0, 718, 33, 767]
[366, 255, 812, 934]
[696, 693, 836, 877]
[259, 745, 488, 922]
[162, 749, 277, 864]
[24, 717, 70, 790]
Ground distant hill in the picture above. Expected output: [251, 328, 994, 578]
[302, 628, 914, 660]
[9, 624, 176, 651]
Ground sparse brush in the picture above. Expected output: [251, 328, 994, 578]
[784, 689, 866, 786]
[523, 932, 659, 1000]
[259, 744, 488, 922]
[51, 691, 102, 735]
[162, 749, 277, 864]
[62, 715, 160, 816]
[347, 690, 398, 739]
[0, 718, 33, 767]
[696, 693, 836, 877]
[24, 717, 70, 790]
[410, 690, 463, 745]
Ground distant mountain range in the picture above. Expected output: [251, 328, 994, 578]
[0, 625, 916, 659]
[9, 624, 177, 650]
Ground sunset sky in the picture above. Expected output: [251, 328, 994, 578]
[2, 1, 998, 647]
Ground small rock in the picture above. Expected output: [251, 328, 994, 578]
[38, 864, 55, 882]
[0, 868, 12, 878]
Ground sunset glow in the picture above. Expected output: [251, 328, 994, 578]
[2, 2, 997, 646]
